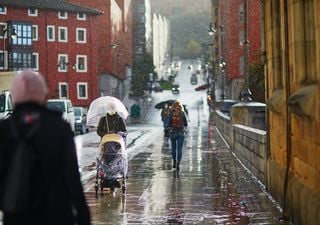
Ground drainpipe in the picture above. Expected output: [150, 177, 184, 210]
[281, 0, 292, 221]
[260, 0, 270, 188]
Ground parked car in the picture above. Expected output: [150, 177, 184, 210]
[74, 107, 89, 134]
[47, 99, 75, 132]
[171, 84, 180, 94]
[153, 82, 163, 92]
[190, 74, 198, 85]
[0, 90, 13, 120]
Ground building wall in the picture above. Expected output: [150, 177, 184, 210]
[217, 0, 261, 98]
[153, 13, 169, 78]
[70, 0, 133, 99]
[264, 1, 320, 224]
[0, 5, 100, 107]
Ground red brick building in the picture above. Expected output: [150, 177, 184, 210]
[214, 0, 261, 99]
[68, 0, 133, 99]
[0, 0, 102, 107]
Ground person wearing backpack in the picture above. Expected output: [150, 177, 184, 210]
[0, 70, 91, 225]
[167, 101, 188, 170]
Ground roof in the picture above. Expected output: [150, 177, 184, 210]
[1, 0, 102, 15]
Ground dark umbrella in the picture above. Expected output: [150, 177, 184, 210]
[195, 83, 208, 91]
[154, 99, 176, 109]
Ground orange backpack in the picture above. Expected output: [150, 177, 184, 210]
[171, 109, 183, 128]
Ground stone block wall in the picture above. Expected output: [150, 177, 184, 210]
[214, 110, 232, 147]
[233, 125, 267, 184]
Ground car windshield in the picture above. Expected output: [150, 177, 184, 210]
[74, 108, 82, 116]
[0, 95, 5, 112]
[47, 102, 65, 112]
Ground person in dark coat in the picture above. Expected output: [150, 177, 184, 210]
[0, 70, 91, 225]
[96, 102, 127, 138]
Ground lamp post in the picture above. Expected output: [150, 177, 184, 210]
[219, 61, 226, 99]
[240, 0, 252, 102]
[208, 24, 217, 107]
[0, 25, 18, 71]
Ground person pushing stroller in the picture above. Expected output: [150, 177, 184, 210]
[97, 102, 127, 143]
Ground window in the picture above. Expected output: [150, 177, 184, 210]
[77, 82, 88, 99]
[28, 8, 38, 16]
[239, 30, 244, 46]
[58, 11, 68, 19]
[0, 6, 6, 14]
[77, 12, 86, 20]
[47, 26, 55, 41]
[59, 83, 68, 99]
[239, 56, 244, 75]
[58, 27, 68, 42]
[138, 16, 146, 23]
[0, 23, 7, 38]
[76, 28, 86, 43]
[0, 51, 7, 70]
[58, 54, 68, 72]
[137, 5, 145, 13]
[32, 25, 38, 41]
[239, 5, 244, 23]
[76, 55, 87, 72]
[9, 52, 33, 71]
[12, 24, 32, 46]
[32, 52, 39, 70]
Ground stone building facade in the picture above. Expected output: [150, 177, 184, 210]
[264, 1, 320, 224]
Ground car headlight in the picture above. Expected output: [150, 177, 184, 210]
[75, 119, 82, 123]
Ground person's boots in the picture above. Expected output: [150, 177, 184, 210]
[173, 160, 176, 168]
[176, 161, 180, 170]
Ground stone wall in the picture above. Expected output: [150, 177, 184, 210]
[233, 125, 267, 184]
[214, 110, 232, 147]
[213, 110, 267, 185]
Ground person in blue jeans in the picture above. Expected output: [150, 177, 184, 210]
[161, 103, 171, 132]
[168, 101, 188, 170]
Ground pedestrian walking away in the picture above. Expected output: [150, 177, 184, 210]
[0, 70, 91, 225]
[161, 103, 171, 134]
[167, 101, 188, 170]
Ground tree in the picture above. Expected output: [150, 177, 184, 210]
[184, 39, 202, 58]
[248, 63, 265, 102]
[131, 53, 155, 97]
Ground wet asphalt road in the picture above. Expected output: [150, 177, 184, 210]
[84, 116, 290, 225]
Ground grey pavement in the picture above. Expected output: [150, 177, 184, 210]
[85, 114, 291, 225]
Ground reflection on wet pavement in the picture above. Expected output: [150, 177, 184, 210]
[85, 124, 291, 225]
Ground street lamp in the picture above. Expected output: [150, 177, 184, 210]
[208, 23, 216, 36]
[0, 25, 18, 71]
[240, 0, 252, 102]
[219, 61, 226, 99]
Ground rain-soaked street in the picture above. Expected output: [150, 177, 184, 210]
[77, 61, 291, 225]
[83, 119, 290, 225]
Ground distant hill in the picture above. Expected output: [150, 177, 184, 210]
[150, 0, 212, 59]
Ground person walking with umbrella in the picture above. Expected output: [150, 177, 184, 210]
[161, 103, 171, 133]
[167, 101, 188, 170]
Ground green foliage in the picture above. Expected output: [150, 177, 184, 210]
[171, 12, 211, 58]
[159, 78, 173, 90]
[131, 54, 155, 97]
[184, 39, 202, 58]
[248, 63, 265, 102]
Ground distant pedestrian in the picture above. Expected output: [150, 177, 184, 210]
[0, 70, 91, 225]
[168, 101, 188, 170]
[161, 103, 171, 132]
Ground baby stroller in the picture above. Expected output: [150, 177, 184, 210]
[95, 133, 128, 196]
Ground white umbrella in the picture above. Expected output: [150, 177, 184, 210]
[86, 96, 129, 127]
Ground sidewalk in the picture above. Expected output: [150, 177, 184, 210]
[204, 116, 291, 224]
